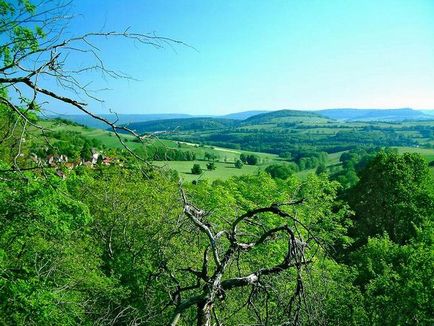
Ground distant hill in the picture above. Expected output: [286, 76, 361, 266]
[126, 110, 334, 133]
[44, 113, 194, 129]
[126, 117, 238, 133]
[243, 109, 330, 125]
[318, 108, 433, 121]
[44, 112, 265, 128]
[222, 110, 268, 120]
[44, 108, 434, 159]
[48, 108, 434, 130]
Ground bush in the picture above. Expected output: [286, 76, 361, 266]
[265, 164, 294, 179]
[234, 160, 243, 169]
[206, 162, 216, 170]
[316, 164, 327, 175]
[191, 163, 202, 175]
[204, 152, 218, 161]
[240, 154, 258, 165]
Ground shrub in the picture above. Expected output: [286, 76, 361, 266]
[206, 162, 216, 170]
[191, 163, 202, 175]
[265, 164, 294, 179]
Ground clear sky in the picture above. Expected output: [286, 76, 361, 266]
[58, 0, 434, 115]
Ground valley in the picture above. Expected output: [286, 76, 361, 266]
[38, 109, 434, 182]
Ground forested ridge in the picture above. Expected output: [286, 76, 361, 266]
[0, 1, 433, 325]
[123, 110, 434, 156]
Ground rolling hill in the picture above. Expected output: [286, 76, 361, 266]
[422, 110, 434, 116]
[36, 116, 434, 182]
[124, 110, 333, 133]
[44, 113, 194, 129]
[49, 108, 434, 130]
[124, 117, 238, 133]
[120, 109, 434, 157]
[50, 109, 434, 160]
[318, 108, 433, 121]
[221, 110, 269, 120]
[242, 110, 330, 125]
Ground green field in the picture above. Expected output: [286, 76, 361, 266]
[136, 111, 434, 159]
[39, 120, 144, 150]
[395, 146, 434, 162]
[159, 140, 281, 164]
[39, 120, 281, 162]
[39, 120, 434, 181]
[38, 120, 283, 181]
[153, 160, 265, 182]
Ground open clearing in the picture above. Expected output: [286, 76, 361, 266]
[395, 146, 434, 162]
[153, 160, 264, 182]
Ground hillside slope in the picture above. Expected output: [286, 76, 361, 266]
[318, 108, 432, 121]
[124, 117, 239, 133]
[243, 109, 329, 125]
[222, 110, 269, 120]
[45, 113, 194, 129]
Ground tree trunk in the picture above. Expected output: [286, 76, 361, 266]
[197, 300, 213, 326]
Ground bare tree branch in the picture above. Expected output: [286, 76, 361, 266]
[171, 187, 316, 325]
[0, 0, 189, 170]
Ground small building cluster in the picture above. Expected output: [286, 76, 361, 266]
[30, 149, 120, 179]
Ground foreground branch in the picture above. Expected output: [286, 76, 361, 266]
[172, 187, 313, 325]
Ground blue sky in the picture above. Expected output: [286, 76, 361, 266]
[58, 0, 434, 115]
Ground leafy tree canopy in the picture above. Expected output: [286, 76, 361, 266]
[347, 151, 434, 245]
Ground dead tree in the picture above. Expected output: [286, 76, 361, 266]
[167, 188, 314, 326]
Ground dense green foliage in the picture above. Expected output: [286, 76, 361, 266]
[240, 153, 259, 165]
[347, 151, 434, 245]
[136, 144, 197, 161]
[0, 172, 123, 324]
[33, 130, 103, 161]
[265, 163, 296, 179]
[351, 231, 433, 325]
[329, 147, 380, 189]
[206, 161, 216, 170]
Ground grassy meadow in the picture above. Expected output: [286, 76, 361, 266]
[395, 146, 434, 162]
[153, 160, 264, 182]
[38, 120, 434, 181]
